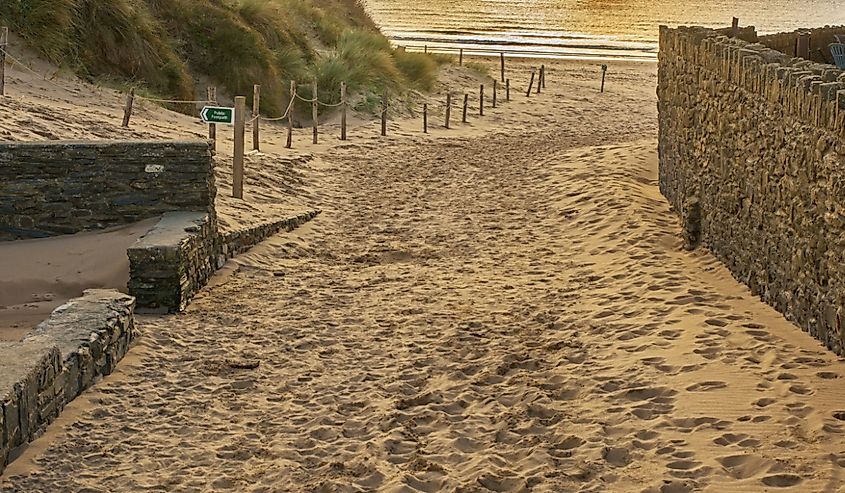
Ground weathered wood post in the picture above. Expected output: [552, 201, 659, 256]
[0, 27, 7, 96]
[286, 80, 295, 148]
[445, 92, 451, 129]
[541, 64, 546, 88]
[500, 52, 505, 82]
[122, 87, 135, 127]
[233, 96, 246, 199]
[312, 78, 318, 144]
[526, 71, 535, 97]
[506, 79, 510, 101]
[252, 84, 260, 151]
[479, 84, 484, 116]
[797, 31, 810, 59]
[537, 66, 542, 94]
[424, 44, 428, 54]
[731, 17, 739, 37]
[423, 103, 428, 133]
[462, 94, 469, 123]
[207, 86, 217, 151]
[381, 88, 388, 136]
[459, 48, 463, 66]
[340, 81, 348, 141]
[492, 79, 497, 108]
[601, 64, 608, 93]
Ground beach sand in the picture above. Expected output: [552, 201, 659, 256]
[1, 46, 845, 492]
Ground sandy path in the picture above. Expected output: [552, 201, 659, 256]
[3, 71, 845, 490]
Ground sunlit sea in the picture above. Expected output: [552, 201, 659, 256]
[361, 0, 845, 60]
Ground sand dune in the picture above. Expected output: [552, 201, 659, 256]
[2, 52, 845, 492]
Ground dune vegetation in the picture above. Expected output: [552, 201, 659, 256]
[0, 0, 444, 115]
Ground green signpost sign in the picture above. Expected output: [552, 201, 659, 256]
[200, 106, 235, 125]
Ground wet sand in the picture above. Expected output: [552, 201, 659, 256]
[1, 50, 845, 492]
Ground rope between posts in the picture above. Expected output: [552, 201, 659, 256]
[295, 94, 318, 103]
[260, 97, 296, 122]
[0, 48, 71, 93]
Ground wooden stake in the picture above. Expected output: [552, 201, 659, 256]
[252, 84, 260, 151]
[122, 87, 135, 127]
[462, 94, 468, 123]
[312, 78, 318, 144]
[286, 80, 295, 149]
[445, 92, 451, 129]
[506, 79, 510, 101]
[424, 45, 428, 54]
[526, 71, 535, 97]
[0, 27, 7, 97]
[536, 67, 542, 94]
[541, 64, 546, 88]
[459, 48, 463, 66]
[500, 52, 505, 82]
[207, 87, 217, 152]
[381, 88, 387, 136]
[479, 84, 484, 116]
[233, 96, 246, 199]
[340, 81, 347, 141]
[492, 80, 497, 108]
[601, 64, 607, 93]
[423, 103, 428, 133]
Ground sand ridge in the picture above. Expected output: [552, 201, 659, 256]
[1, 51, 845, 492]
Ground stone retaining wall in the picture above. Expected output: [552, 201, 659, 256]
[0, 290, 135, 473]
[0, 141, 214, 240]
[658, 25, 845, 354]
[759, 25, 845, 64]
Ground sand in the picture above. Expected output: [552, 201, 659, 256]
[1, 43, 845, 493]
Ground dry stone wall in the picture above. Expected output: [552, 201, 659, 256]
[658, 25, 845, 354]
[0, 141, 214, 240]
[759, 26, 845, 64]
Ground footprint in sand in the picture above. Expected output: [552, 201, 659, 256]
[761, 474, 803, 487]
[717, 454, 773, 479]
[685, 381, 727, 392]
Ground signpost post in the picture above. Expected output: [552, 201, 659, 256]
[200, 106, 235, 125]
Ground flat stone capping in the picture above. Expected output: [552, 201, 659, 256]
[0, 290, 135, 474]
[218, 210, 321, 264]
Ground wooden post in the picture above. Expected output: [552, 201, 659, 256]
[731, 17, 739, 37]
[500, 52, 505, 82]
[479, 84, 484, 116]
[424, 45, 428, 54]
[492, 80, 497, 108]
[462, 94, 468, 123]
[445, 92, 451, 129]
[122, 87, 135, 127]
[381, 88, 387, 136]
[526, 71, 535, 97]
[233, 96, 246, 199]
[423, 103, 428, 133]
[601, 64, 607, 93]
[207, 86, 217, 152]
[312, 78, 318, 144]
[286, 80, 295, 149]
[536, 67, 542, 94]
[340, 81, 347, 141]
[0, 27, 7, 97]
[459, 48, 463, 66]
[797, 32, 810, 59]
[506, 79, 510, 101]
[541, 64, 546, 88]
[252, 84, 260, 151]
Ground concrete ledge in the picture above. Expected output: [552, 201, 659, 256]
[0, 289, 135, 473]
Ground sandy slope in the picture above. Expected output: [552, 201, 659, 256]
[2, 47, 845, 493]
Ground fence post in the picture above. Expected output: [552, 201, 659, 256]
[459, 48, 463, 66]
[423, 103, 428, 133]
[233, 96, 246, 199]
[312, 78, 318, 144]
[526, 71, 535, 97]
[537, 67, 542, 94]
[122, 87, 135, 127]
[340, 81, 347, 141]
[500, 52, 505, 82]
[541, 64, 546, 88]
[601, 64, 608, 93]
[506, 79, 510, 101]
[381, 88, 387, 136]
[445, 92, 451, 129]
[462, 94, 468, 123]
[286, 80, 295, 149]
[252, 84, 260, 151]
[207, 87, 217, 152]
[0, 27, 7, 96]
[424, 45, 428, 54]
[492, 80, 497, 108]
[479, 84, 484, 116]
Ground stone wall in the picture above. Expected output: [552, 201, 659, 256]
[1, 290, 135, 473]
[658, 25, 845, 355]
[0, 141, 214, 240]
[759, 25, 845, 64]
